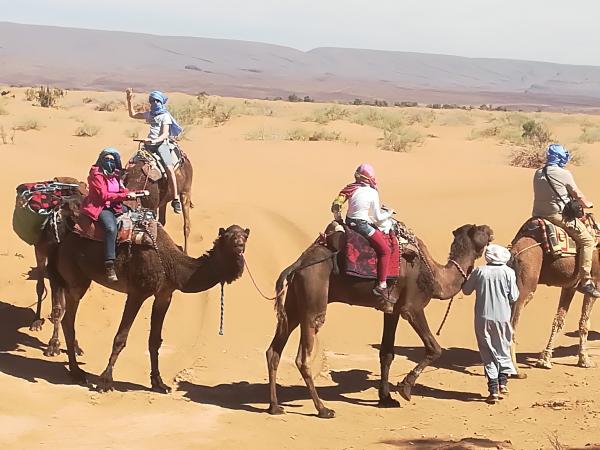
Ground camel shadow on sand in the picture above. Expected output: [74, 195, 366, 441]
[178, 369, 382, 416]
[0, 300, 147, 393]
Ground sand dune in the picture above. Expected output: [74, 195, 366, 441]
[0, 88, 599, 449]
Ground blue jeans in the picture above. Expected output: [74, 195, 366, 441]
[98, 208, 118, 262]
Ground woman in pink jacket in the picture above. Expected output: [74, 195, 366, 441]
[81, 147, 135, 282]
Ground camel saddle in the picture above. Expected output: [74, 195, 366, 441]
[74, 210, 158, 247]
[514, 214, 600, 258]
[128, 143, 185, 182]
[337, 225, 399, 279]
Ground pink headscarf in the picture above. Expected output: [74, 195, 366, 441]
[354, 163, 377, 189]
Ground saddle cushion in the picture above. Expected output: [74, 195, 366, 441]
[340, 226, 400, 279]
[74, 212, 157, 247]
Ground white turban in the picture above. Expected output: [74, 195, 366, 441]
[485, 244, 511, 265]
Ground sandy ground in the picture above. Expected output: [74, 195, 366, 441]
[0, 89, 599, 449]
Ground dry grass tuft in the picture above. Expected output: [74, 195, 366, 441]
[74, 123, 100, 137]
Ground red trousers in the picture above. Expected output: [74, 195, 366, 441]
[368, 230, 399, 283]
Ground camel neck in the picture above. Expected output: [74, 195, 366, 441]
[174, 252, 222, 293]
[417, 240, 474, 300]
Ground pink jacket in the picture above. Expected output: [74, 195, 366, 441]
[81, 166, 129, 221]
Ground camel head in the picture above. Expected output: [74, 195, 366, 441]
[213, 225, 250, 283]
[450, 224, 494, 260]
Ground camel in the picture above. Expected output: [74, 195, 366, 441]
[124, 150, 194, 253]
[12, 177, 86, 333]
[266, 222, 493, 418]
[510, 222, 599, 370]
[48, 224, 249, 392]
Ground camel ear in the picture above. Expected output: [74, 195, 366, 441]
[467, 224, 477, 237]
[219, 227, 226, 236]
[244, 228, 250, 237]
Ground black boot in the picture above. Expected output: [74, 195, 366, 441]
[105, 261, 118, 282]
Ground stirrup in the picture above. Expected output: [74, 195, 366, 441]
[577, 280, 600, 298]
[171, 198, 182, 214]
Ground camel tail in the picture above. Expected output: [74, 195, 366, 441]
[274, 257, 303, 335]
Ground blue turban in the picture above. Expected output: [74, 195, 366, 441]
[95, 147, 123, 175]
[546, 144, 570, 168]
[148, 90, 183, 138]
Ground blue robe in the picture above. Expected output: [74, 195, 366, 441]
[462, 263, 519, 379]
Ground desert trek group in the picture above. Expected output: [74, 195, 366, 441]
[12, 88, 599, 409]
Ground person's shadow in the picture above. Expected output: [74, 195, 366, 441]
[0, 300, 146, 392]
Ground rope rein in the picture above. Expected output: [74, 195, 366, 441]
[219, 282, 225, 336]
[436, 259, 469, 336]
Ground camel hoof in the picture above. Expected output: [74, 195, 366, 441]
[151, 375, 172, 394]
[317, 408, 335, 419]
[69, 368, 89, 385]
[397, 381, 412, 402]
[43, 339, 61, 357]
[74, 341, 84, 357]
[578, 356, 595, 368]
[268, 404, 285, 415]
[378, 395, 401, 408]
[535, 359, 553, 370]
[29, 319, 45, 331]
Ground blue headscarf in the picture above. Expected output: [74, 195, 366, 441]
[546, 144, 570, 168]
[148, 90, 184, 138]
[95, 147, 123, 176]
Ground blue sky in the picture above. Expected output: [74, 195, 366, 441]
[2, 0, 599, 66]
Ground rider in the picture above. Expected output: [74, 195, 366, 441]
[331, 163, 397, 313]
[532, 144, 600, 298]
[81, 148, 135, 282]
[125, 88, 183, 214]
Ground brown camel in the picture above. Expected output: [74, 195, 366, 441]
[510, 223, 599, 369]
[12, 177, 86, 333]
[124, 151, 194, 253]
[48, 224, 249, 392]
[266, 222, 493, 418]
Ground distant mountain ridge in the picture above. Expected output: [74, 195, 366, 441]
[1, 21, 600, 110]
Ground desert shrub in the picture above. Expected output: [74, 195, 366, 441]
[307, 105, 349, 124]
[437, 111, 474, 126]
[403, 110, 436, 127]
[349, 107, 403, 131]
[82, 97, 94, 104]
[14, 118, 42, 131]
[284, 128, 343, 141]
[509, 145, 583, 168]
[74, 123, 100, 137]
[236, 100, 274, 117]
[578, 126, 600, 144]
[125, 127, 141, 139]
[245, 128, 275, 141]
[521, 120, 552, 147]
[26, 86, 65, 107]
[95, 100, 125, 112]
[469, 113, 533, 143]
[0, 125, 16, 144]
[377, 128, 423, 152]
[394, 101, 418, 107]
[170, 97, 233, 129]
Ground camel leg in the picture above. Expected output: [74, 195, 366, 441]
[149, 292, 174, 393]
[44, 282, 65, 357]
[266, 293, 300, 415]
[378, 313, 401, 408]
[510, 290, 535, 376]
[158, 203, 167, 227]
[30, 244, 47, 331]
[397, 308, 442, 401]
[180, 191, 192, 254]
[62, 283, 90, 384]
[295, 314, 334, 419]
[97, 292, 147, 392]
[577, 295, 597, 368]
[536, 287, 576, 369]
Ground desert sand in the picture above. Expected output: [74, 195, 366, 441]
[0, 88, 599, 449]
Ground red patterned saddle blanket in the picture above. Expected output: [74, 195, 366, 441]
[339, 225, 400, 279]
[514, 215, 600, 257]
[74, 211, 157, 247]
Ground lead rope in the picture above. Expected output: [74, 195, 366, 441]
[436, 259, 468, 336]
[51, 209, 61, 243]
[219, 282, 225, 336]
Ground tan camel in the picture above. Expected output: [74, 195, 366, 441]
[266, 222, 493, 418]
[48, 224, 249, 392]
[510, 220, 599, 369]
[124, 152, 194, 253]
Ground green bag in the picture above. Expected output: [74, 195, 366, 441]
[12, 201, 50, 245]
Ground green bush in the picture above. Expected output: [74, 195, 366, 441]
[306, 105, 349, 124]
[285, 128, 343, 141]
[349, 107, 403, 131]
[521, 120, 552, 147]
[95, 101, 125, 112]
[578, 126, 600, 144]
[377, 128, 423, 152]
